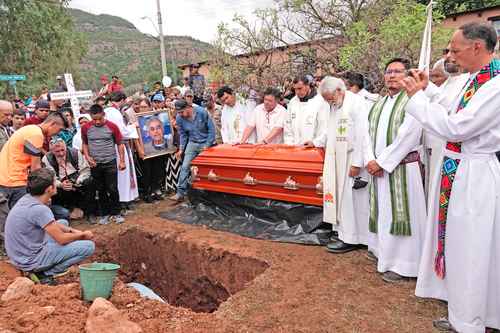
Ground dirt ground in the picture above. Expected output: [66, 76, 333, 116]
[0, 200, 446, 332]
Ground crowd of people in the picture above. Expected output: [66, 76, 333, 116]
[0, 22, 498, 332]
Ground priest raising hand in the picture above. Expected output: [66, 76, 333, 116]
[401, 69, 429, 97]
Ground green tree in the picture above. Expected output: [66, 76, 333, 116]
[0, 0, 88, 98]
[417, 0, 500, 16]
[338, 0, 452, 90]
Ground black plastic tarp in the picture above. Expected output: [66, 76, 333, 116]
[159, 189, 332, 245]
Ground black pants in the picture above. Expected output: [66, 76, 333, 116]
[140, 155, 166, 197]
[91, 160, 120, 216]
[0, 186, 27, 209]
[52, 179, 97, 216]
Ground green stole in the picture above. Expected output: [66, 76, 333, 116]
[368, 91, 412, 236]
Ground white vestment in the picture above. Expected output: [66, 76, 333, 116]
[423, 74, 470, 194]
[314, 91, 370, 245]
[284, 94, 329, 145]
[220, 100, 255, 144]
[357, 88, 380, 108]
[407, 73, 500, 333]
[104, 106, 139, 203]
[365, 94, 427, 277]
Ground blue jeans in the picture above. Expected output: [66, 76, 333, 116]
[34, 220, 95, 276]
[177, 141, 207, 197]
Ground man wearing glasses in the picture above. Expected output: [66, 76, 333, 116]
[239, 88, 286, 145]
[364, 58, 426, 284]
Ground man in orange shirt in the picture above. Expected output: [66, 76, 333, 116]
[0, 112, 65, 208]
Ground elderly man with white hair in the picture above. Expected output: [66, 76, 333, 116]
[307, 76, 370, 253]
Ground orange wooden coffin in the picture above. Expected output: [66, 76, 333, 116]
[191, 144, 325, 206]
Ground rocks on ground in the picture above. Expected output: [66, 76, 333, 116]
[1, 277, 34, 302]
[85, 297, 143, 333]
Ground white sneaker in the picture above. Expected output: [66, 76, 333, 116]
[98, 215, 110, 225]
[110, 215, 125, 224]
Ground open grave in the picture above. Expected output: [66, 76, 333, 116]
[96, 226, 269, 313]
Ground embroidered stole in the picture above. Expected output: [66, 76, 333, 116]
[368, 92, 412, 236]
[434, 59, 500, 279]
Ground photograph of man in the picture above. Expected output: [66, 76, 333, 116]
[143, 117, 167, 156]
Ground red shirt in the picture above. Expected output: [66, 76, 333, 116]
[108, 82, 123, 93]
[23, 116, 43, 126]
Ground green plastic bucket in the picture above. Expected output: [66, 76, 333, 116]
[79, 262, 120, 302]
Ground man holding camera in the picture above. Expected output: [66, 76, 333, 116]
[42, 137, 94, 221]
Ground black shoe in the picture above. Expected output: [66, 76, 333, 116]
[28, 272, 57, 286]
[326, 239, 361, 253]
[151, 193, 162, 201]
[433, 318, 457, 332]
[382, 271, 408, 283]
[144, 195, 154, 204]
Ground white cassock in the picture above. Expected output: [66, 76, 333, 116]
[407, 73, 500, 333]
[365, 93, 427, 277]
[284, 94, 329, 145]
[357, 88, 380, 108]
[221, 100, 255, 144]
[104, 106, 139, 203]
[314, 91, 370, 245]
[422, 73, 470, 195]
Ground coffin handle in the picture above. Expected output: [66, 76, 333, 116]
[207, 169, 219, 182]
[243, 172, 258, 186]
[283, 176, 299, 190]
[190, 166, 200, 181]
[315, 176, 323, 195]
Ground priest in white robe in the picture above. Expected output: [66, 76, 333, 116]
[216, 86, 255, 144]
[283, 76, 329, 146]
[343, 71, 380, 107]
[104, 92, 139, 204]
[402, 23, 500, 333]
[365, 58, 427, 283]
[309, 76, 370, 253]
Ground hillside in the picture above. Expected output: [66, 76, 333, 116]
[69, 8, 213, 91]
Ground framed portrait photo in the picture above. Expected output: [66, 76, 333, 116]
[137, 110, 176, 159]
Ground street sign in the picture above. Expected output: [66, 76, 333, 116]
[0, 74, 26, 81]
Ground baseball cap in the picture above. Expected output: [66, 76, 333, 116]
[174, 99, 188, 111]
[183, 89, 194, 97]
[35, 100, 50, 110]
[56, 75, 63, 80]
[152, 94, 165, 102]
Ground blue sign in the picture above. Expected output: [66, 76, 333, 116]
[0, 74, 26, 81]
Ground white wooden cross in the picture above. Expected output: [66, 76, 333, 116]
[50, 73, 93, 120]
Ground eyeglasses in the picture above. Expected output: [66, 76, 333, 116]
[384, 69, 406, 75]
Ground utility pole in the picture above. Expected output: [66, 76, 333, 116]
[156, 0, 167, 79]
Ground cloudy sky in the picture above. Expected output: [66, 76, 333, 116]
[69, 0, 275, 43]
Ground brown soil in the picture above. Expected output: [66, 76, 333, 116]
[0, 200, 446, 332]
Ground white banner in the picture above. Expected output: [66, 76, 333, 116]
[418, 1, 433, 74]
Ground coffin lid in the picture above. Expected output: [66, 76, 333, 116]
[193, 144, 324, 173]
